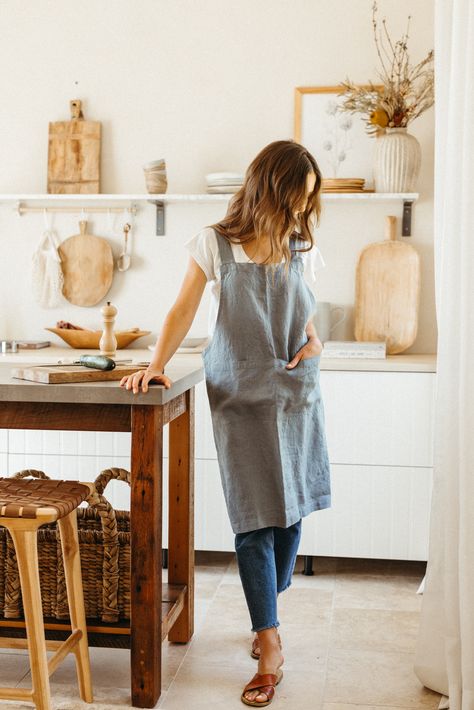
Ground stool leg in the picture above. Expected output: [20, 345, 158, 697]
[58, 511, 93, 703]
[9, 525, 51, 710]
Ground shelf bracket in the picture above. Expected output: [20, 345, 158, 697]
[148, 200, 165, 236]
[402, 200, 414, 237]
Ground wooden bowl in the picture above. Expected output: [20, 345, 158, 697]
[46, 328, 151, 349]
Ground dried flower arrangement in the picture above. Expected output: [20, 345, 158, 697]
[338, 1, 434, 136]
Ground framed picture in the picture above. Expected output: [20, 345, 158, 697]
[294, 85, 382, 188]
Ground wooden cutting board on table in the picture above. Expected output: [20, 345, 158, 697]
[354, 216, 420, 354]
[58, 220, 114, 306]
[12, 364, 147, 385]
[48, 99, 101, 193]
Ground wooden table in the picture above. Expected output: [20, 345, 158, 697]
[0, 357, 204, 708]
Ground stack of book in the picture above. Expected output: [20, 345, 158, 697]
[321, 341, 387, 359]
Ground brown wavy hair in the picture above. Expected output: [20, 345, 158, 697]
[208, 139, 322, 276]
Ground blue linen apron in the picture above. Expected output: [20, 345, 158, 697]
[202, 229, 331, 534]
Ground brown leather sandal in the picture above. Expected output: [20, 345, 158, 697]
[241, 668, 283, 707]
[250, 632, 282, 660]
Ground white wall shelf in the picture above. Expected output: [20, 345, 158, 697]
[0, 192, 419, 236]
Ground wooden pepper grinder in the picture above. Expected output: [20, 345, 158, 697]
[99, 301, 117, 357]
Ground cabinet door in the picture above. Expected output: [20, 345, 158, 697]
[193, 459, 235, 551]
[195, 381, 217, 459]
[322, 371, 435, 467]
[298, 463, 433, 561]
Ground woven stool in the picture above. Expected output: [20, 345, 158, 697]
[0, 477, 94, 709]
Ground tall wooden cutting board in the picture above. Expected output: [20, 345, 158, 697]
[48, 99, 101, 194]
[354, 216, 420, 354]
[58, 220, 114, 307]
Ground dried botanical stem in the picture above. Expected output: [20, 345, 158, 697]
[337, 1, 434, 135]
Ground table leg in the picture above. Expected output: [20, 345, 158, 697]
[130, 405, 163, 708]
[168, 387, 195, 642]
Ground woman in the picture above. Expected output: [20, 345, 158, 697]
[121, 139, 331, 707]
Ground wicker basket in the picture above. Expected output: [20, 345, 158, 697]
[0, 468, 131, 623]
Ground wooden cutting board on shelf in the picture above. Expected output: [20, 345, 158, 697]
[58, 220, 114, 307]
[11, 364, 149, 385]
[354, 215, 420, 354]
[47, 99, 101, 194]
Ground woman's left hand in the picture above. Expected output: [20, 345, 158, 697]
[286, 336, 323, 369]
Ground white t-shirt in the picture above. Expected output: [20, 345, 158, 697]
[184, 226, 326, 336]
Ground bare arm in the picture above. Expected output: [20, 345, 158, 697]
[148, 256, 208, 371]
[120, 256, 208, 393]
[305, 318, 319, 342]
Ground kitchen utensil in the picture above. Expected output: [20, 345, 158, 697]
[45, 327, 151, 349]
[31, 212, 64, 307]
[99, 301, 118, 357]
[11, 363, 149, 385]
[313, 302, 346, 343]
[354, 215, 420, 354]
[76, 355, 115, 370]
[117, 223, 131, 272]
[47, 99, 101, 194]
[58, 220, 114, 307]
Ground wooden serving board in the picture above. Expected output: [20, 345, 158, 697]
[354, 216, 420, 354]
[58, 220, 114, 307]
[48, 100, 101, 193]
[11, 364, 147, 385]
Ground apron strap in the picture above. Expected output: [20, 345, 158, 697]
[213, 228, 235, 264]
[290, 234, 299, 256]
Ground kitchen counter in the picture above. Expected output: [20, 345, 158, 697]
[0, 346, 437, 374]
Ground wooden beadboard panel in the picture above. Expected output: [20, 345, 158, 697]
[7, 428, 171, 459]
[299, 463, 433, 561]
[7, 429, 132, 458]
[322, 371, 435, 467]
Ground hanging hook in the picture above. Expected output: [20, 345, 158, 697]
[107, 207, 114, 235]
[43, 208, 52, 232]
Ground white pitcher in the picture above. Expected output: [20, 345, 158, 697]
[313, 302, 346, 343]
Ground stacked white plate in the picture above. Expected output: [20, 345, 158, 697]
[205, 172, 244, 194]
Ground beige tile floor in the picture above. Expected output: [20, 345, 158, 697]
[0, 553, 443, 710]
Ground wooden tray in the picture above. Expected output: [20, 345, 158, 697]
[46, 328, 151, 349]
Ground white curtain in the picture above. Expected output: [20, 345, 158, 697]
[413, 1, 474, 708]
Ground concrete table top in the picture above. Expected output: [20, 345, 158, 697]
[0, 351, 204, 406]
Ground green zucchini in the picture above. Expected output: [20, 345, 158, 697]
[77, 355, 116, 371]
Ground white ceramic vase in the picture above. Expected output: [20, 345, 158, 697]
[373, 127, 421, 192]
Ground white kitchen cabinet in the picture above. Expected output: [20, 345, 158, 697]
[2, 357, 436, 561]
[190, 362, 436, 561]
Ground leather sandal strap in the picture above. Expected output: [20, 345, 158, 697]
[244, 673, 277, 693]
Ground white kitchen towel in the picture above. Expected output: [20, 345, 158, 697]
[31, 222, 64, 308]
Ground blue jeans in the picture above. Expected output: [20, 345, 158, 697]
[234, 519, 302, 633]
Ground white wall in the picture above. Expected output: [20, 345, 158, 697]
[0, 0, 435, 352]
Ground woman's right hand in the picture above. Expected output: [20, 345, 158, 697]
[120, 367, 172, 394]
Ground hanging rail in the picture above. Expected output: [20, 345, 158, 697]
[15, 203, 138, 216]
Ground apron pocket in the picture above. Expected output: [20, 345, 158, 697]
[274, 356, 321, 416]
